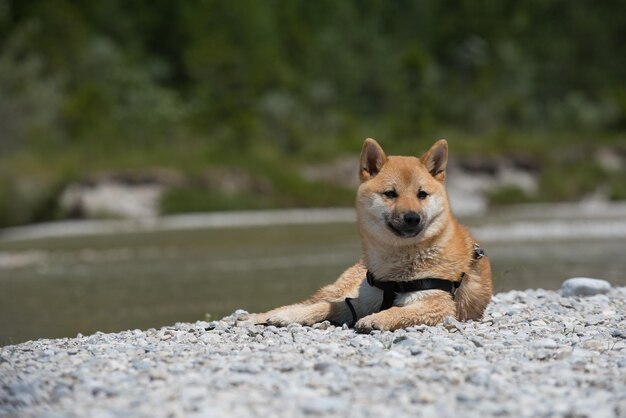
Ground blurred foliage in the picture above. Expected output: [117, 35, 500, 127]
[487, 186, 533, 207]
[1, 0, 626, 226]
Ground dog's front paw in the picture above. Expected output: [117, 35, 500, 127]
[267, 308, 315, 327]
[238, 312, 270, 325]
[355, 314, 393, 334]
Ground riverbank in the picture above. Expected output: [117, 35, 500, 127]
[1, 287, 625, 418]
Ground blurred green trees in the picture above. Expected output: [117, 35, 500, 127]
[3, 0, 626, 153]
[1, 0, 625, 225]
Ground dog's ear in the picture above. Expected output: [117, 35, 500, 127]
[421, 139, 448, 182]
[359, 138, 387, 182]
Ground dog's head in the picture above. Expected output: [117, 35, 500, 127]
[356, 138, 451, 245]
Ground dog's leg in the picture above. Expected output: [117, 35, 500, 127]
[249, 300, 355, 327]
[355, 292, 456, 333]
[243, 304, 316, 326]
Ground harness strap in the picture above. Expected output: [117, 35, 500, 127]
[367, 271, 464, 311]
[380, 285, 397, 311]
[344, 297, 358, 326]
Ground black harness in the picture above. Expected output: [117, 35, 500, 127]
[344, 243, 486, 325]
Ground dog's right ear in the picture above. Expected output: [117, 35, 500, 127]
[359, 138, 387, 182]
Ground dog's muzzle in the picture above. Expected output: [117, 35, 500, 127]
[387, 211, 423, 238]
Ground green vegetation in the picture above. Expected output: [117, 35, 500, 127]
[1, 1, 625, 226]
[161, 166, 356, 215]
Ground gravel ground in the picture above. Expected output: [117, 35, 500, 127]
[1, 287, 625, 418]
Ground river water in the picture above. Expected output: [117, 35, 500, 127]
[1, 203, 625, 345]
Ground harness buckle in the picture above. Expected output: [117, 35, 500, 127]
[473, 243, 485, 260]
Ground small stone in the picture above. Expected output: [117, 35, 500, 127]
[453, 344, 467, 353]
[469, 337, 484, 348]
[278, 363, 295, 372]
[560, 278, 611, 297]
[532, 338, 558, 349]
[230, 363, 262, 374]
[414, 392, 435, 404]
[384, 356, 405, 369]
[558, 298, 574, 308]
[580, 340, 606, 351]
[312, 321, 331, 330]
[406, 325, 428, 332]
[313, 362, 332, 372]
[173, 333, 191, 343]
[393, 336, 417, 348]
[409, 347, 423, 356]
[442, 316, 463, 332]
[287, 323, 302, 331]
[180, 386, 208, 403]
[301, 397, 346, 414]
[50, 384, 72, 402]
[195, 321, 212, 329]
[584, 316, 604, 326]
[132, 360, 151, 371]
[233, 309, 249, 319]
[149, 368, 168, 381]
[456, 393, 475, 402]
[611, 330, 626, 339]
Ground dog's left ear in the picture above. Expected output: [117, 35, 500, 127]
[421, 139, 448, 182]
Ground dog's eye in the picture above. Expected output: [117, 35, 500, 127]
[383, 190, 398, 199]
[417, 190, 429, 200]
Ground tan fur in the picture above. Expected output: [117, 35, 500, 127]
[246, 138, 493, 332]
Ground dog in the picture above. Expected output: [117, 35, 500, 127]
[246, 138, 492, 332]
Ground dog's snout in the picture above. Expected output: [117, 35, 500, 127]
[386, 211, 424, 238]
[403, 212, 421, 226]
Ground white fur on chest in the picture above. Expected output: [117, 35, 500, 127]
[394, 289, 444, 306]
[351, 280, 383, 317]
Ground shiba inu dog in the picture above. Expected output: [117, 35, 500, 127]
[246, 139, 492, 332]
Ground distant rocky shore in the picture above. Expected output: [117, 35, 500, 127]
[56, 155, 540, 220]
[1, 282, 625, 418]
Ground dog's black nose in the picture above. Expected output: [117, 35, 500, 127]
[403, 212, 421, 226]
